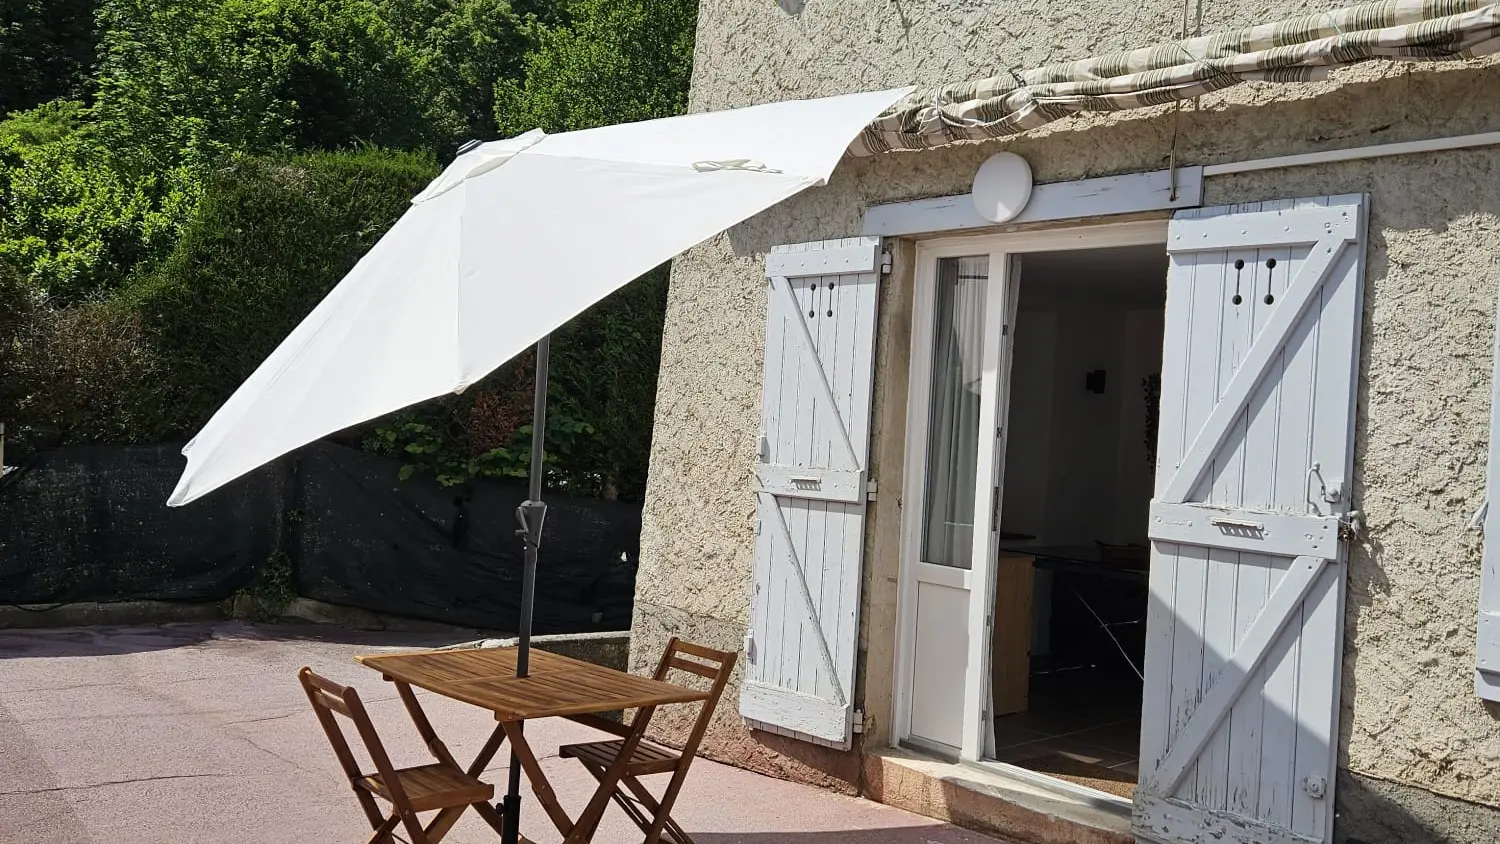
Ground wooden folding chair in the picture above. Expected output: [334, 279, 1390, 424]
[559, 638, 737, 844]
[298, 667, 503, 844]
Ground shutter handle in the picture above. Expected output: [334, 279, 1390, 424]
[1209, 516, 1265, 531]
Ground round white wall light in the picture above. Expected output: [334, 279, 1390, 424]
[971, 152, 1034, 223]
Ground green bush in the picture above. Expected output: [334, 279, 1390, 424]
[128, 148, 438, 437]
[0, 259, 168, 456]
[91, 0, 533, 168]
[0, 107, 201, 301]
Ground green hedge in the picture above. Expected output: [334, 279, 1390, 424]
[127, 148, 439, 437]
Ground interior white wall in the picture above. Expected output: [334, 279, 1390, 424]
[999, 313, 1056, 540]
[999, 252, 1166, 548]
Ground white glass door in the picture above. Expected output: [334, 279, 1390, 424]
[897, 252, 1016, 757]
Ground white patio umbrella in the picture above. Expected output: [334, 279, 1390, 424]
[166, 85, 910, 843]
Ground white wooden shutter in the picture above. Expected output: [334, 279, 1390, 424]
[1477, 287, 1500, 702]
[741, 236, 882, 749]
[1135, 197, 1366, 844]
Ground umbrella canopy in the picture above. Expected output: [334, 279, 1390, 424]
[167, 87, 910, 507]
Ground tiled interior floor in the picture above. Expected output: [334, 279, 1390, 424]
[991, 668, 1142, 781]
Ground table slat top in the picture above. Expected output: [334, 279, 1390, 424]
[355, 647, 707, 720]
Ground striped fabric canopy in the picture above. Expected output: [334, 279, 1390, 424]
[850, 0, 1500, 156]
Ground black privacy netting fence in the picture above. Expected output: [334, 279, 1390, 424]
[0, 443, 641, 633]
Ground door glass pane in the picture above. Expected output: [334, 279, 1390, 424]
[921, 255, 989, 569]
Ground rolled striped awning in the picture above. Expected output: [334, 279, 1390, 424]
[850, 0, 1500, 156]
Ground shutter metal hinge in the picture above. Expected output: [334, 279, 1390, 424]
[1339, 510, 1363, 543]
[852, 710, 865, 733]
[744, 632, 755, 662]
[991, 486, 1001, 528]
[866, 478, 878, 502]
[1002, 323, 1009, 336]
[879, 249, 893, 274]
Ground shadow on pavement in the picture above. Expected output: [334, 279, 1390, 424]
[0, 620, 481, 660]
[692, 827, 1000, 843]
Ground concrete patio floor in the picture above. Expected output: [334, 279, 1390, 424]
[0, 621, 1002, 844]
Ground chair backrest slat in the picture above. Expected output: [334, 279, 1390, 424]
[648, 637, 737, 763]
[666, 655, 719, 680]
[298, 667, 413, 810]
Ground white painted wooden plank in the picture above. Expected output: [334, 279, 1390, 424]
[1289, 565, 1341, 840]
[1164, 240, 1219, 775]
[861, 167, 1205, 237]
[1306, 210, 1366, 517]
[1168, 206, 1357, 253]
[1162, 236, 1354, 504]
[1243, 239, 1290, 511]
[741, 681, 852, 747]
[1205, 240, 1250, 510]
[847, 272, 880, 459]
[766, 240, 879, 277]
[1268, 244, 1316, 514]
[766, 279, 797, 693]
[1196, 547, 1237, 808]
[802, 273, 836, 701]
[1134, 795, 1321, 844]
[1155, 254, 1193, 487]
[1142, 242, 1199, 779]
[755, 465, 866, 503]
[1256, 569, 1302, 831]
[784, 272, 819, 697]
[776, 274, 808, 691]
[1166, 543, 1209, 767]
[1145, 557, 1331, 796]
[822, 278, 854, 703]
[1225, 554, 1272, 817]
[1225, 224, 1281, 815]
[1147, 502, 1340, 559]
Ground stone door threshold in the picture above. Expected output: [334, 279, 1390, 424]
[863, 746, 1134, 844]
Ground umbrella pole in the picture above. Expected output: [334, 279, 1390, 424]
[503, 335, 550, 844]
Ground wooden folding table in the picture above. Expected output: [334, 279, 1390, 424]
[356, 647, 707, 844]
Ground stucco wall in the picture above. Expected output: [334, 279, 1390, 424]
[633, 0, 1500, 826]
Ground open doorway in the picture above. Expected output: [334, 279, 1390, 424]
[987, 244, 1167, 798]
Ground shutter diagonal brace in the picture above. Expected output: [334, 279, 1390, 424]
[757, 489, 848, 706]
[769, 274, 861, 472]
[1161, 234, 1352, 504]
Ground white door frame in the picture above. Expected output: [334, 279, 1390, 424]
[892, 219, 1169, 761]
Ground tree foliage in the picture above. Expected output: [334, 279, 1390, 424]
[92, 0, 439, 168]
[128, 149, 438, 436]
[494, 0, 696, 136]
[0, 1, 99, 116]
[1, 0, 698, 503]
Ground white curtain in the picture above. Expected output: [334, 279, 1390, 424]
[921, 256, 988, 569]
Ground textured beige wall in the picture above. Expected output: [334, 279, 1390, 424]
[634, 0, 1500, 811]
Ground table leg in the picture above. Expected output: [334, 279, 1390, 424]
[501, 719, 576, 837]
[564, 705, 658, 844]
